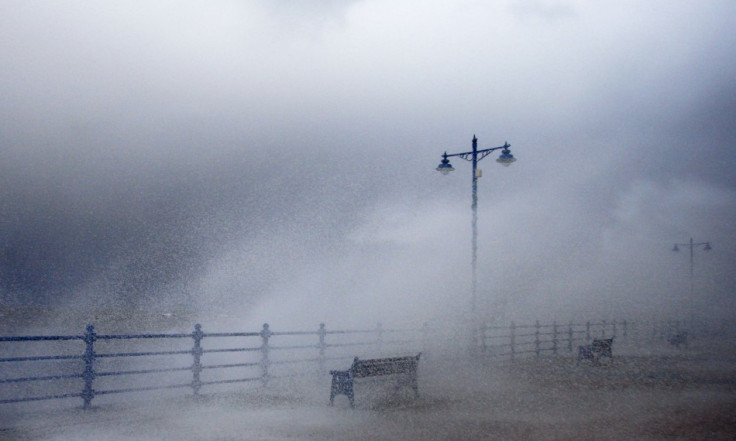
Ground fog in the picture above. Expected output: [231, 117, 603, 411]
[1, 1, 736, 332]
[4, 336, 736, 440]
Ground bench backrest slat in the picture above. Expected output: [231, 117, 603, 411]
[350, 354, 419, 378]
[592, 338, 613, 350]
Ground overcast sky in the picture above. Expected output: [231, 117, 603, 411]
[1, 1, 735, 329]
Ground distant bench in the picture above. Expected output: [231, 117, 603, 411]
[329, 354, 421, 407]
[577, 338, 614, 364]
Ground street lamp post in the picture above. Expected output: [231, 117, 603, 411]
[672, 237, 711, 328]
[437, 135, 516, 347]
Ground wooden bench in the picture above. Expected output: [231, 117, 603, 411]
[329, 354, 420, 407]
[577, 338, 613, 365]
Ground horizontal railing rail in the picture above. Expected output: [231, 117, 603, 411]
[0, 318, 700, 409]
[0, 321, 427, 408]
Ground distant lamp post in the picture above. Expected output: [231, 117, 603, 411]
[672, 237, 711, 327]
[436, 135, 516, 344]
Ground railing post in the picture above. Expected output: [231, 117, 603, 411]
[191, 324, 204, 395]
[509, 321, 516, 362]
[81, 324, 96, 409]
[567, 321, 573, 353]
[318, 323, 327, 376]
[376, 322, 383, 354]
[586, 321, 591, 342]
[260, 323, 272, 386]
[602, 320, 607, 337]
[534, 320, 541, 358]
[552, 321, 558, 356]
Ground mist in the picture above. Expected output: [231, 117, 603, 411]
[1, 0, 735, 333]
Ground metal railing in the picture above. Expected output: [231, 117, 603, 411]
[0, 322, 426, 409]
[479, 320, 628, 360]
[1, 318, 695, 409]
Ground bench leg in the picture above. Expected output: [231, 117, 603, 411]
[407, 371, 419, 398]
[329, 372, 355, 407]
[394, 373, 420, 399]
[329, 375, 337, 405]
[578, 345, 595, 363]
[329, 384, 354, 406]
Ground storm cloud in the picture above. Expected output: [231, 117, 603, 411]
[1, 1, 735, 328]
